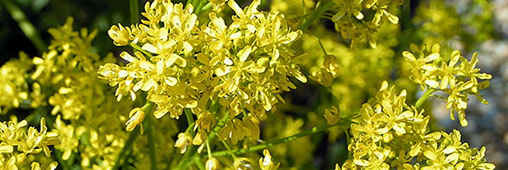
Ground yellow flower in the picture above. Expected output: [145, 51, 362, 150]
[259, 149, 280, 170]
[175, 133, 193, 154]
[100, 0, 306, 146]
[205, 157, 221, 170]
[0, 52, 32, 113]
[336, 81, 494, 169]
[125, 107, 145, 131]
[330, 0, 403, 47]
[0, 117, 59, 169]
[324, 106, 340, 125]
[403, 44, 492, 126]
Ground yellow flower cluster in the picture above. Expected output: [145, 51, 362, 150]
[336, 81, 494, 169]
[31, 18, 112, 120]
[0, 117, 59, 170]
[99, 0, 306, 143]
[404, 44, 491, 126]
[12, 18, 150, 169]
[331, 0, 403, 47]
[413, 0, 461, 46]
[0, 53, 33, 113]
[299, 24, 398, 113]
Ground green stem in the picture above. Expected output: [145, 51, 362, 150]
[174, 145, 198, 170]
[145, 103, 157, 170]
[198, 3, 212, 15]
[208, 115, 229, 141]
[129, 0, 140, 24]
[130, 43, 154, 58]
[299, 0, 335, 31]
[415, 88, 436, 109]
[113, 102, 154, 169]
[113, 126, 140, 169]
[206, 140, 213, 159]
[221, 141, 237, 159]
[194, 0, 206, 15]
[193, 156, 205, 170]
[212, 119, 352, 157]
[1, 0, 47, 53]
[345, 130, 352, 159]
[176, 115, 229, 170]
[184, 109, 195, 128]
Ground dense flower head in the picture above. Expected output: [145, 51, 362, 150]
[0, 52, 33, 113]
[331, 0, 403, 47]
[403, 44, 492, 126]
[15, 18, 142, 169]
[337, 81, 495, 169]
[0, 117, 59, 170]
[99, 0, 306, 143]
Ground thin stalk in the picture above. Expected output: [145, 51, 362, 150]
[208, 115, 229, 141]
[194, 0, 206, 14]
[206, 140, 213, 159]
[345, 130, 352, 159]
[129, 0, 140, 24]
[212, 119, 352, 157]
[113, 102, 154, 169]
[1, 0, 47, 53]
[184, 109, 195, 128]
[299, 0, 335, 31]
[113, 127, 140, 169]
[130, 43, 154, 58]
[221, 141, 237, 160]
[415, 88, 436, 109]
[198, 2, 212, 15]
[174, 145, 197, 170]
[193, 156, 206, 170]
[145, 103, 157, 170]
[310, 31, 328, 55]
[176, 115, 229, 170]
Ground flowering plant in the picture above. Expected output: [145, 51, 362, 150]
[0, 0, 498, 169]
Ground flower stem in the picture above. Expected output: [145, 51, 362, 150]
[299, 0, 334, 31]
[194, 0, 206, 14]
[198, 3, 212, 15]
[113, 102, 154, 169]
[145, 103, 157, 170]
[113, 126, 140, 169]
[221, 140, 237, 159]
[130, 43, 154, 58]
[193, 156, 206, 170]
[185, 109, 195, 128]
[212, 118, 353, 157]
[0, 0, 47, 53]
[415, 88, 436, 109]
[129, 0, 140, 24]
[176, 114, 229, 170]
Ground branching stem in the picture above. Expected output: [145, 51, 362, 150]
[299, 0, 335, 31]
[212, 118, 353, 157]
[415, 88, 436, 109]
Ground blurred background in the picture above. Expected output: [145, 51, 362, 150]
[1, 0, 507, 169]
